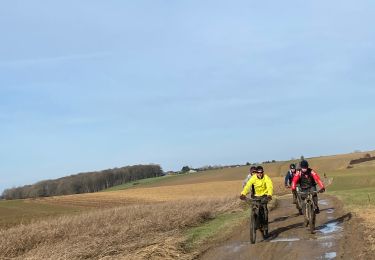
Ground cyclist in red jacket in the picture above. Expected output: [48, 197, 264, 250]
[292, 160, 325, 214]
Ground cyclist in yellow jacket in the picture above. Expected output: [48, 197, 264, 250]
[240, 166, 273, 199]
[240, 166, 273, 233]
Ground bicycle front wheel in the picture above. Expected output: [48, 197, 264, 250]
[309, 204, 315, 233]
[303, 202, 309, 227]
[250, 211, 257, 244]
[262, 225, 268, 239]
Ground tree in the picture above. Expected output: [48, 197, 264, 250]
[2, 164, 163, 199]
[181, 166, 191, 173]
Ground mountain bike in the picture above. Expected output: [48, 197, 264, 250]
[295, 187, 303, 215]
[246, 196, 270, 243]
[288, 186, 303, 215]
[297, 190, 322, 233]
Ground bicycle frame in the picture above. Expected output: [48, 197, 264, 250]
[297, 190, 319, 233]
[246, 196, 269, 243]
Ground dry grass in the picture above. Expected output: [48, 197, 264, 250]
[0, 197, 241, 260]
[2, 150, 373, 259]
[0, 177, 284, 259]
[325, 158, 375, 257]
[32, 178, 286, 209]
[352, 207, 375, 254]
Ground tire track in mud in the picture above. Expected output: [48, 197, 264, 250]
[200, 194, 352, 260]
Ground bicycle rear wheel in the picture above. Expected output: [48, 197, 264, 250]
[296, 196, 303, 215]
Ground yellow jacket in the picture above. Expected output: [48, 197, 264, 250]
[241, 174, 273, 196]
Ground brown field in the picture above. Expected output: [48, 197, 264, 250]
[0, 200, 81, 230]
[31, 178, 285, 208]
[1, 150, 374, 259]
[5, 149, 367, 213]
[137, 150, 375, 188]
[0, 197, 241, 260]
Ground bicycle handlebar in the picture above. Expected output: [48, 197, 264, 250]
[297, 190, 323, 195]
[245, 196, 270, 204]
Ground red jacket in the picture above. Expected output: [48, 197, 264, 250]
[291, 169, 324, 190]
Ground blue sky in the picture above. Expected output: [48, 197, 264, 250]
[1, 1, 375, 192]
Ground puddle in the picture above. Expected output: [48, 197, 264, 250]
[319, 200, 329, 206]
[317, 235, 335, 240]
[327, 216, 334, 220]
[270, 238, 300, 242]
[325, 252, 337, 259]
[316, 251, 337, 259]
[326, 208, 335, 214]
[222, 242, 247, 253]
[319, 222, 343, 234]
[320, 241, 333, 248]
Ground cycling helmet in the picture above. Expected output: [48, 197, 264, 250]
[249, 166, 257, 173]
[256, 166, 264, 173]
[300, 160, 309, 168]
[290, 163, 296, 169]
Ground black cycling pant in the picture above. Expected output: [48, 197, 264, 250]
[255, 195, 269, 227]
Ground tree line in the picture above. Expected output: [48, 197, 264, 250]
[2, 164, 163, 200]
[349, 153, 375, 165]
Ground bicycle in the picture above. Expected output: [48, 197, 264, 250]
[287, 185, 303, 215]
[246, 196, 270, 243]
[297, 190, 323, 233]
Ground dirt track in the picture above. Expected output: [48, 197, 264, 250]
[200, 194, 365, 260]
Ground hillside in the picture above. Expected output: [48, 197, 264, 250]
[1, 150, 375, 259]
[107, 150, 374, 189]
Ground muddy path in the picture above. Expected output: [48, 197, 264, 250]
[200, 194, 357, 260]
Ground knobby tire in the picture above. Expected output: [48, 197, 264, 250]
[250, 209, 256, 244]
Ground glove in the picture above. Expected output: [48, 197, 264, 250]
[320, 188, 325, 193]
[267, 195, 272, 201]
[240, 194, 247, 200]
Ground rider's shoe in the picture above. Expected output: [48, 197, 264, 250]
[315, 207, 320, 214]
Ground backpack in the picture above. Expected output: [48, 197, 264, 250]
[299, 168, 316, 189]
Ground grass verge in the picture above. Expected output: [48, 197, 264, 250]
[183, 196, 278, 253]
[329, 187, 375, 207]
[184, 211, 247, 251]
[327, 165, 375, 255]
